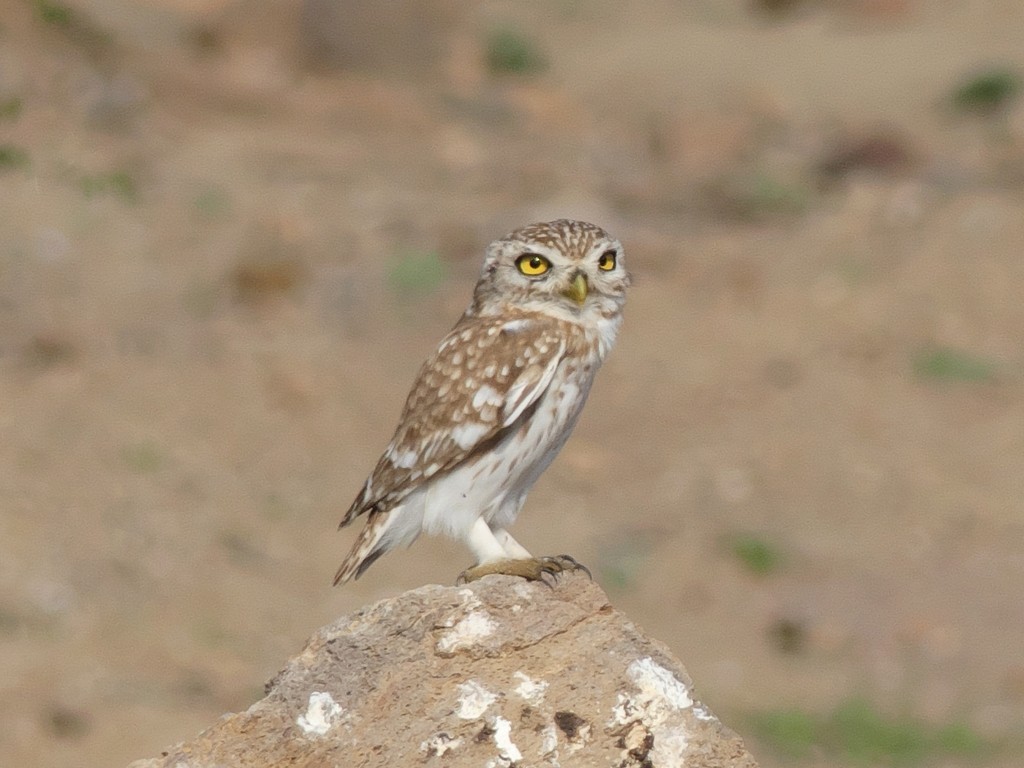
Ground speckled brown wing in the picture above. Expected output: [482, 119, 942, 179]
[339, 312, 567, 529]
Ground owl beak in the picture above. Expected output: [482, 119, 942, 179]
[562, 272, 589, 306]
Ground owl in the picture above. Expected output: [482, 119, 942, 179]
[334, 219, 631, 585]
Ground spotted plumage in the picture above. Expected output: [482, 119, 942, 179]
[334, 219, 630, 584]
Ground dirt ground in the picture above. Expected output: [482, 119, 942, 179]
[1, 1, 1023, 766]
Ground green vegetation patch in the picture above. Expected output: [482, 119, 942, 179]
[36, 0, 73, 26]
[729, 533, 782, 576]
[193, 185, 231, 218]
[952, 68, 1021, 114]
[707, 170, 812, 221]
[486, 27, 548, 75]
[750, 698, 989, 764]
[80, 170, 138, 202]
[0, 144, 29, 170]
[752, 708, 817, 757]
[596, 530, 659, 591]
[913, 346, 996, 383]
[0, 97, 23, 121]
[388, 251, 448, 296]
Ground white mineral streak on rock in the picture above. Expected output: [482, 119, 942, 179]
[296, 691, 343, 736]
[507, 583, 531, 613]
[693, 701, 716, 721]
[435, 588, 497, 654]
[420, 732, 462, 756]
[436, 609, 497, 653]
[610, 656, 694, 765]
[657, 728, 690, 763]
[492, 715, 523, 763]
[540, 722, 559, 756]
[628, 656, 693, 714]
[513, 670, 549, 704]
[455, 679, 497, 719]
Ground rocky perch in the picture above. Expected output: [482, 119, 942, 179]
[129, 575, 759, 767]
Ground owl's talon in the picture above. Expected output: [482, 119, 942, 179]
[548, 554, 592, 580]
[456, 555, 591, 585]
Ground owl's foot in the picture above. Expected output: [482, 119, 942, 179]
[456, 555, 591, 586]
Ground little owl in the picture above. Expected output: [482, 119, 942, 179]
[334, 219, 630, 585]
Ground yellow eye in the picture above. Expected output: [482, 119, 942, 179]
[516, 253, 551, 276]
[598, 250, 617, 271]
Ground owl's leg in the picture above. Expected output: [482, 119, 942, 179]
[465, 517, 508, 563]
[457, 520, 588, 584]
[491, 526, 591, 579]
[492, 528, 533, 559]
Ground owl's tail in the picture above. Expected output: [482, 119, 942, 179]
[333, 509, 392, 585]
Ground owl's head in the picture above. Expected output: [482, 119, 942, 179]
[470, 219, 631, 323]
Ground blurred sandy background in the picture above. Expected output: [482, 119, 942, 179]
[1, 1, 1023, 766]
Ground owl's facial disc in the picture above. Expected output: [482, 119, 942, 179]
[561, 272, 588, 306]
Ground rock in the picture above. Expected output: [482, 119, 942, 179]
[128, 576, 758, 767]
